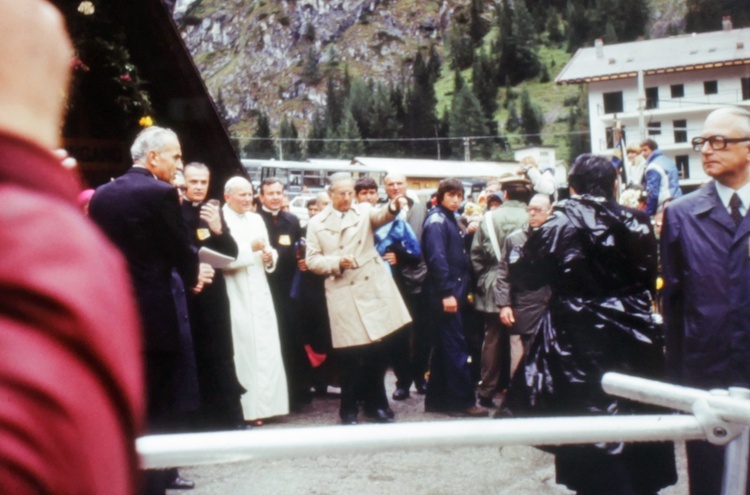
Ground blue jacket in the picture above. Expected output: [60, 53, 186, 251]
[662, 182, 750, 389]
[644, 149, 682, 215]
[421, 205, 470, 304]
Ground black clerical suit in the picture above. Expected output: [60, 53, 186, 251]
[258, 207, 311, 409]
[181, 201, 245, 429]
[90, 166, 198, 431]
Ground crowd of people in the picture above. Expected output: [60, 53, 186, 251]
[3, 3, 750, 495]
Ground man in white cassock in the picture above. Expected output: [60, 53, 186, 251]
[221, 177, 289, 425]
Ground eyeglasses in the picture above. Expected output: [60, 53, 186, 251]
[691, 135, 750, 152]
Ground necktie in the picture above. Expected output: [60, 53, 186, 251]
[730, 193, 743, 225]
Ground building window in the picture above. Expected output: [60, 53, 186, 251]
[673, 119, 688, 143]
[704, 80, 718, 95]
[646, 87, 659, 109]
[603, 91, 624, 114]
[647, 122, 662, 136]
[670, 84, 685, 98]
[742, 78, 750, 101]
[675, 155, 690, 179]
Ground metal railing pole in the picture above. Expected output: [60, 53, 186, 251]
[602, 373, 750, 425]
[137, 414, 703, 469]
[722, 387, 750, 495]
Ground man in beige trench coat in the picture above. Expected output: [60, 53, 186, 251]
[307, 173, 412, 425]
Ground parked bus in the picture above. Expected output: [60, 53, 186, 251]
[241, 159, 388, 195]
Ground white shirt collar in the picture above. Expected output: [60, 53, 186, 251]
[715, 181, 750, 213]
[261, 205, 280, 216]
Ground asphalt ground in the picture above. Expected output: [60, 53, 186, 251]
[168, 370, 689, 495]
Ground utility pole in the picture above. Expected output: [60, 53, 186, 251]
[463, 137, 471, 161]
[637, 70, 646, 142]
[435, 126, 441, 160]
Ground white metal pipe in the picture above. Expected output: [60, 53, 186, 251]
[137, 415, 703, 469]
[637, 70, 646, 141]
[602, 373, 750, 425]
[722, 388, 750, 495]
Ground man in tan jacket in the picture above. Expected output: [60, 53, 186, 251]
[306, 173, 411, 424]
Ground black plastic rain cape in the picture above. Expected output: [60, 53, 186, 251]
[504, 195, 665, 417]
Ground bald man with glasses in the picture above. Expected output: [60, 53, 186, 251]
[662, 106, 750, 495]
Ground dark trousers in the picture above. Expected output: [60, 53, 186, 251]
[278, 307, 313, 410]
[390, 292, 431, 390]
[193, 356, 244, 430]
[336, 340, 389, 416]
[686, 440, 750, 495]
[425, 309, 475, 412]
[142, 352, 180, 495]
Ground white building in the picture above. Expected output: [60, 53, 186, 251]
[556, 26, 750, 182]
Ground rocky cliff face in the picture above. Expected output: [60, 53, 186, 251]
[175, 0, 467, 137]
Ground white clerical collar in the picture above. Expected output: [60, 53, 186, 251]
[191, 201, 202, 207]
[715, 181, 750, 211]
[261, 205, 280, 216]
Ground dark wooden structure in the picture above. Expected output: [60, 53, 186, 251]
[55, 0, 245, 197]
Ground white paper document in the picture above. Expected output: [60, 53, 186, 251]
[198, 247, 236, 269]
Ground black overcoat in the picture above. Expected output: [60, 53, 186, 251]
[90, 167, 198, 353]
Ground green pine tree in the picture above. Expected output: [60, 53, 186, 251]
[519, 89, 543, 146]
[368, 82, 401, 156]
[449, 84, 489, 159]
[469, 0, 489, 44]
[278, 116, 302, 161]
[404, 50, 439, 158]
[243, 112, 274, 158]
[336, 108, 365, 158]
[471, 49, 499, 121]
[506, 101, 520, 133]
[347, 78, 374, 142]
[301, 47, 321, 85]
[447, 23, 475, 71]
[324, 76, 343, 130]
[306, 110, 326, 158]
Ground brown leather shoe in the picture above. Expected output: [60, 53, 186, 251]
[460, 405, 489, 417]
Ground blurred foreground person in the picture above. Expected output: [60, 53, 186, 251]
[662, 106, 750, 495]
[505, 155, 676, 494]
[0, 1, 143, 494]
[306, 173, 411, 425]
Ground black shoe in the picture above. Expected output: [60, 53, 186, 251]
[234, 423, 253, 430]
[478, 396, 495, 408]
[415, 381, 428, 395]
[167, 477, 195, 490]
[340, 412, 358, 425]
[392, 387, 410, 401]
[364, 408, 396, 423]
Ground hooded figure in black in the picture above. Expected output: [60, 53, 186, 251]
[504, 155, 676, 495]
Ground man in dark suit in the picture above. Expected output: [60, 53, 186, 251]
[89, 126, 210, 494]
[257, 177, 311, 410]
[662, 106, 750, 495]
[181, 162, 245, 430]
